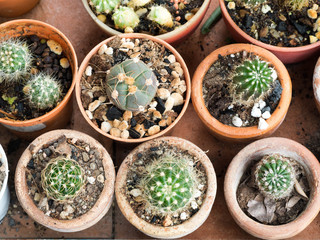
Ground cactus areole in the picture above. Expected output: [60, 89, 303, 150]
[105, 59, 158, 111]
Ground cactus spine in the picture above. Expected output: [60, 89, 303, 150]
[147, 6, 173, 28]
[112, 7, 140, 30]
[90, 0, 120, 13]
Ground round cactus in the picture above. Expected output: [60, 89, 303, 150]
[254, 154, 295, 200]
[90, 0, 120, 13]
[105, 59, 158, 111]
[112, 7, 140, 30]
[41, 157, 85, 201]
[0, 39, 32, 82]
[128, 0, 151, 8]
[23, 73, 61, 110]
[147, 6, 173, 28]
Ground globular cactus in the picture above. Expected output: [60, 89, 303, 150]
[254, 154, 295, 200]
[147, 6, 173, 28]
[41, 157, 85, 201]
[128, 0, 151, 8]
[23, 73, 61, 110]
[90, 0, 120, 13]
[0, 39, 32, 82]
[105, 59, 158, 111]
[112, 7, 140, 30]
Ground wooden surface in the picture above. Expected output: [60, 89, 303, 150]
[1, 0, 320, 239]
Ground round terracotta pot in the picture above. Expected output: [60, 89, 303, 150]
[0, 0, 40, 17]
[81, 0, 211, 45]
[115, 136, 217, 239]
[224, 137, 320, 239]
[0, 20, 78, 140]
[219, 0, 320, 64]
[313, 57, 320, 113]
[191, 43, 292, 142]
[75, 33, 191, 143]
[15, 129, 115, 232]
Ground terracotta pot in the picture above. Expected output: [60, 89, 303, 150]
[75, 33, 191, 143]
[191, 43, 292, 142]
[224, 137, 320, 239]
[0, 145, 9, 221]
[15, 129, 115, 232]
[0, 20, 78, 140]
[219, 0, 320, 64]
[313, 57, 320, 113]
[115, 136, 217, 239]
[0, 0, 40, 17]
[81, 0, 211, 45]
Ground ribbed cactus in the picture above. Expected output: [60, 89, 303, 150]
[0, 39, 32, 82]
[147, 6, 173, 28]
[112, 7, 140, 30]
[90, 0, 120, 13]
[254, 154, 295, 200]
[128, 0, 151, 8]
[23, 73, 61, 110]
[105, 59, 158, 111]
[41, 157, 85, 201]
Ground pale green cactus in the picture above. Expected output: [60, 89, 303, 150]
[147, 6, 173, 28]
[105, 59, 158, 111]
[128, 0, 152, 8]
[41, 157, 85, 201]
[112, 7, 140, 30]
[90, 0, 120, 13]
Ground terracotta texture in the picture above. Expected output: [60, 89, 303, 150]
[219, 0, 320, 64]
[313, 57, 320, 113]
[0, 0, 40, 17]
[192, 44, 292, 142]
[115, 136, 217, 238]
[14, 129, 115, 232]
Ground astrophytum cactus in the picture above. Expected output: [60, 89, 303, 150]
[147, 6, 173, 28]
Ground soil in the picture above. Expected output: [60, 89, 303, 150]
[237, 155, 310, 225]
[226, 0, 320, 47]
[26, 135, 105, 220]
[0, 35, 72, 121]
[202, 51, 282, 127]
[0, 160, 5, 191]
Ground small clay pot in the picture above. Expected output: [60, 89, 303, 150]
[75, 33, 191, 143]
[15, 129, 115, 232]
[115, 136, 217, 239]
[219, 0, 320, 64]
[0, 145, 9, 221]
[313, 57, 320, 113]
[191, 43, 292, 142]
[224, 137, 320, 239]
[0, 0, 40, 17]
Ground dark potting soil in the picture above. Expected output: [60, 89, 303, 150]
[0, 35, 72, 121]
[226, 0, 320, 47]
[202, 51, 282, 127]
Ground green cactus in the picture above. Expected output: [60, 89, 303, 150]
[0, 39, 32, 82]
[105, 59, 158, 111]
[23, 73, 61, 110]
[112, 7, 140, 30]
[41, 157, 85, 201]
[147, 6, 173, 28]
[90, 0, 120, 13]
[128, 0, 151, 8]
[254, 154, 295, 200]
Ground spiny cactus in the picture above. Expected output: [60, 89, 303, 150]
[147, 6, 173, 28]
[41, 157, 85, 201]
[90, 0, 120, 13]
[254, 154, 295, 200]
[23, 73, 61, 110]
[112, 7, 140, 30]
[0, 39, 32, 82]
[128, 0, 152, 8]
[105, 59, 158, 111]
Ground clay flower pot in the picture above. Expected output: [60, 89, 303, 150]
[75, 33, 191, 143]
[0, 145, 9, 221]
[81, 0, 210, 45]
[219, 0, 320, 64]
[224, 137, 320, 239]
[313, 57, 320, 113]
[191, 43, 292, 142]
[0, 19, 78, 140]
[0, 0, 40, 17]
[115, 136, 217, 238]
[15, 129, 115, 232]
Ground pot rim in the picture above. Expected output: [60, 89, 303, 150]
[0, 145, 8, 201]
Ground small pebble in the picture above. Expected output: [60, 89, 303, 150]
[310, 35, 318, 43]
[110, 128, 121, 137]
[232, 116, 243, 127]
[85, 66, 93, 76]
[261, 5, 271, 13]
[99, 44, 108, 55]
[308, 9, 317, 19]
[87, 176, 96, 184]
[157, 88, 170, 100]
[136, 8, 148, 16]
[258, 100, 266, 109]
[167, 55, 176, 63]
[105, 47, 113, 55]
[149, 101, 157, 108]
[130, 189, 142, 197]
[101, 121, 112, 133]
[97, 174, 105, 183]
[113, 119, 121, 128]
[47, 40, 62, 55]
[86, 110, 93, 120]
[163, 215, 173, 227]
[164, 97, 174, 112]
[99, 96, 107, 102]
[88, 100, 101, 112]
[148, 125, 160, 135]
[119, 121, 129, 131]
[262, 111, 271, 119]
[258, 118, 269, 130]
[153, 110, 162, 119]
[171, 92, 184, 106]
[121, 41, 135, 49]
[90, 163, 97, 170]
[60, 58, 70, 68]
[121, 129, 130, 139]
[227, 1, 235, 9]
[123, 111, 133, 121]
[251, 106, 262, 118]
[185, 12, 194, 21]
[159, 119, 167, 127]
[97, 14, 106, 22]
[191, 201, 198, 209]
[180, 212, 187, 220]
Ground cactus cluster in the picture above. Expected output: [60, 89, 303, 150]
[147, 6, 173, 28]
[41, 157, 85, 201]
[254, 154, 295, 200]
[112, 7, 140, 30]
[90, 0, 120, 13]
[105, 59, 158, 111]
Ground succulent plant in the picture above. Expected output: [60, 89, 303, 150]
[147, 6, 173, 28]
[128, 0, 152, 8]
[90, 0, 120, 13]
[0, 39, 32, 82]
[112, 7, 140, 30]
[105, 59, 158, 111]
[41, 157, 85, 201]
[23, 73, 61, 110]
[254, 154, 295, 200]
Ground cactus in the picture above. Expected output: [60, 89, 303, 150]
[105, 59, 158, 111]
[254, 154, 295, 200]
[147, 6, 173, 28]
[23, 73, 61, 110]
[90, 0, 120, 13]
[0, 39, 32, 82]
[41, 157, 85, 201]
[128, 0, 151, 8]
[112, 7, 140, 30]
